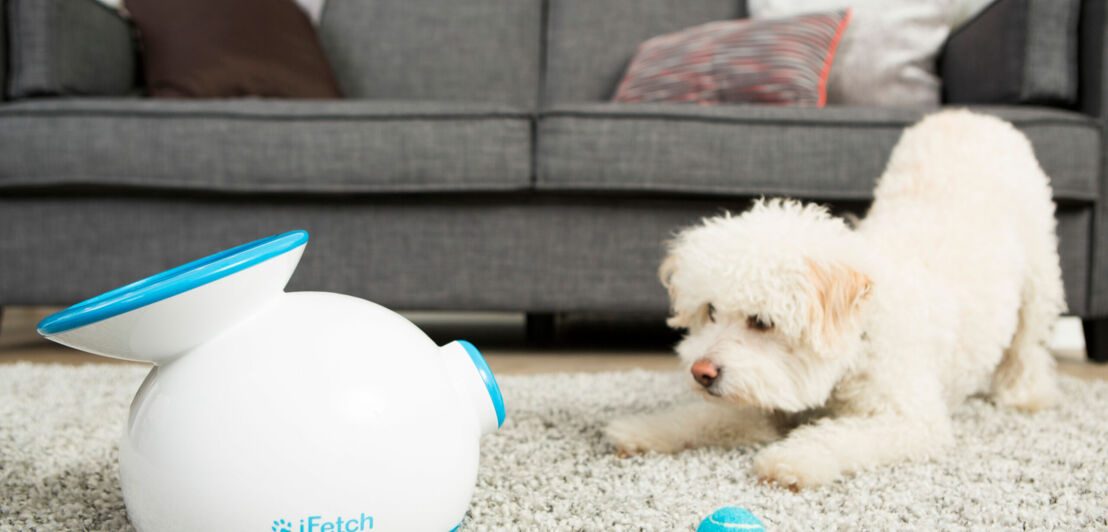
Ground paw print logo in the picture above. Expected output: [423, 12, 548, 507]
[272, 519, 293, 532]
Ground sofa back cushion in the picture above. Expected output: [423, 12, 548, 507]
[6, 0, 137, 99]
[545, 0, 747, 104]
[318, 0, 542, 107]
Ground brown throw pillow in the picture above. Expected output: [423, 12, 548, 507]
[125, 0, 343, 98]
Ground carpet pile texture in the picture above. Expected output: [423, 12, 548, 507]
[2, 363, 1106, 530]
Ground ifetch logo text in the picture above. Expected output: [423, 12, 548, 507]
[272, 513, 374, 532]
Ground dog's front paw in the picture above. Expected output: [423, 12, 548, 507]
[604, 414, 687, 455]
[753, 443, 841, 489]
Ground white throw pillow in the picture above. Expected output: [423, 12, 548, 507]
[950, 0, 996, 29]
[749, 0, 955, 106]
[295, 0, 325, 23]
[97, 0, 325, 23]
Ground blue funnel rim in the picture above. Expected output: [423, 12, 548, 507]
[37, 230, 308, 336]
[457, 340, 505, 428]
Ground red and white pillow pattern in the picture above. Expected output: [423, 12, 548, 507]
[612, 11, 852, 107]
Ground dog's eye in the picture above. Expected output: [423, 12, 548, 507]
[746, 315, 773, 331]
[707, 304, 716, 323]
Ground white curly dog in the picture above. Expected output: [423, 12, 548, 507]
[605, 110, 1065, 488]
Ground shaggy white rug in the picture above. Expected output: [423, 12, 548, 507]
[2, 363, 1107, 530]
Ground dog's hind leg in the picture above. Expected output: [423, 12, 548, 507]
[991, 231, 1064, 412]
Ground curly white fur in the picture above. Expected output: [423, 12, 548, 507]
[605, 109, 1066, 488]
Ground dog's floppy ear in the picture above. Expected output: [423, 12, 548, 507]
[659, 252, 685, 328]
[659, 251, 696, 329]
[805, 259, 872, 357]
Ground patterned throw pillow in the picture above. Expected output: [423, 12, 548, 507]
[612, 11, 852, 107]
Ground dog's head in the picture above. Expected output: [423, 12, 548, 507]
[661, 199, 873, 412]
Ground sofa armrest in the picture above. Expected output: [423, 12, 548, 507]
[1081, 0, 1108, 319]
[939, 0, 1081, 107]
[6, 0, 137, 99]
[2, 1, 7, 102]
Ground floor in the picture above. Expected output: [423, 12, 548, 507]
[3, 306, 1106, 381]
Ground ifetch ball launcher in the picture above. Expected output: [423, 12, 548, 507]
[38, 230, 505, 532]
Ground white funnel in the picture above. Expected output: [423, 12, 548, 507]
[37, 230, 307, 364]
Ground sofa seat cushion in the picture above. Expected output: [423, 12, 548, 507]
[537, 103, 1100, 201]
[0, 99, 532, 193]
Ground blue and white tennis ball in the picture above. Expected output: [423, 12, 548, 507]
[697, 506, 766, 532]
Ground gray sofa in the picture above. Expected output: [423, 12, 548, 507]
[1, 0, 1106, 361]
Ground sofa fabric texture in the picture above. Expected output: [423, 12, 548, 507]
[942, 0, 1082, 107]
[0, 99, 532, 192]
[612, 11, 850, 107]
[318, 0, 542, 107]
[537, 104, 1100, 201]
[1, 0, 7, 101]
[544, 0, 747, 104]
[124, 0, 343, 98]
[0, 0, 1106, 338]
[0, 196, 1092, 317]
[5, 0, 136, 99]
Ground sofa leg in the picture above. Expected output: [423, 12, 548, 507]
[526, 313, 556, 347]
[1083, 318, 1108, 363]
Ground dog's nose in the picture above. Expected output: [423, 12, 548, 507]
[691, 359, 720, 388]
